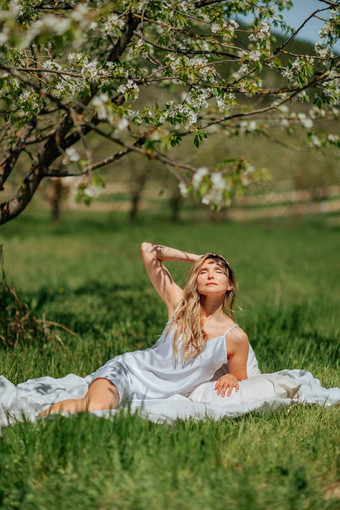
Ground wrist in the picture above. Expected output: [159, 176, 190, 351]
[189, 253, 201, 263]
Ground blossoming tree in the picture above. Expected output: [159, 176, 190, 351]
[0, 0, 339, 224]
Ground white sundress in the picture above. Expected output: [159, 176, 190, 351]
[0, 317, 338, 429]
[90, 316, 261, 403]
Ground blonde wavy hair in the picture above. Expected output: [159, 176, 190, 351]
[169, 254, 237, 361]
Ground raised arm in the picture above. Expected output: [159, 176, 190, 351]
[141, 242, 200, 318]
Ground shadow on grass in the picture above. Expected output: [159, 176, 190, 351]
[23, 280, 146, 309]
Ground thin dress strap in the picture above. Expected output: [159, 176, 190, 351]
[224, 324, 239, 337]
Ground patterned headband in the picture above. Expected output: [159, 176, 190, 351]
[207, 253, 231, 268]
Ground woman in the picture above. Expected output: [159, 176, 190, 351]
[38, 243, 251, 417]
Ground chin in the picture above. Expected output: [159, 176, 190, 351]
[199, 288, 225, 296]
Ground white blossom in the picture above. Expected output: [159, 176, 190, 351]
[92, 93, 109, 119]
[84, 185, 102, 198]
[311, 135, 321, 147]
[232, 64, 249, 80]
[68, 53, 83, 63]
[303, 118, 313, 129]
[102, 13, 125, 32]
[42, 60, 62, 71]
[18, 90, 31, 102]
[71, 4, 89, 23]
[66, 147, 80, 162]
[239, 120, 258, 134]
[193, 167, 209, 189]
[248, 50, 261, 62]
[298, 113, 313, 129]
[282, 68, 294, 81]
[179, 182, 189, 197]
[117, 117, 129, 130]
[315, 43, 333, 58]
[117, 79, 139, 98]
[249, 21, 271, 42]
[63, 147, 80, 164]
[228, 20, 239, 31]
[291, 59, 302, 71]
[211, 23, 220, 34]
[166, 102, 198, 127]
[211, 172, 225, 190]
[201, 187, 224, 207]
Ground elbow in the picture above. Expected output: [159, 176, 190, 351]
[141, 242, 158, 258]
[141, 242, 152, 253]
[141, 242, 162, 261]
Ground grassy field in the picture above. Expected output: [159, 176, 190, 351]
[0, 209, 339, 509]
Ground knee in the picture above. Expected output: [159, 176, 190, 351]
[85, 398, 118, 412]
[84, 379, 120, 411]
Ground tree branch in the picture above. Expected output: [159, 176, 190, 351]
[87, 123, 198, 173]
[0, 163, 44, 223]
[0, 119, 37, 190]
[134, 31, 239, 59]
[274, 6, 333, 55]
[8, 67, 84, 78]
[260, 130, 309, 153]
[318, 0, 338, 6]
[45, 136, 147, 177]
[106, 11, 140, 63]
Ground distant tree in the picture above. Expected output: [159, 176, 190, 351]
[129, 163, 148, 221]
[0, 0, 339, 224]
[47, 177, 69, 222]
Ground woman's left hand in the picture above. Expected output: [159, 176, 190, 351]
[214, 374, 239, 397]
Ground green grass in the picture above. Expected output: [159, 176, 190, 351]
[0, 209, 339, 509]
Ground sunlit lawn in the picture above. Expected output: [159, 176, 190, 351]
[0, 209, 339, 509]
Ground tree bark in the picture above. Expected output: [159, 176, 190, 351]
[129, 172, 148, 221]
[0, 119, 36, 190]
[50, 178, 67, 223]
[0, 163, 44, 223]
[170, 187, 182, 222]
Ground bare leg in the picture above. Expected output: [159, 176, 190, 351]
[37, 378, 120, 418]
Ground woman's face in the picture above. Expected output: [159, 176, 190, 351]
[196, 258, 233, 296]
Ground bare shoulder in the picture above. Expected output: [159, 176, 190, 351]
[226, 326, 249, 355]
[229, 326, 248, 342]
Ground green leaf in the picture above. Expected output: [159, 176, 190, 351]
[170, 133, 182, 147]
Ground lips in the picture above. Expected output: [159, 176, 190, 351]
[206, 283, 217, 286]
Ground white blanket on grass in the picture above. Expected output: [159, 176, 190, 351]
[0, 370, 339, 430]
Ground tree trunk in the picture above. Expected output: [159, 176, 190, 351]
[170, 188, 182, 222]
[129, 173, 147, 221]
[50, 179, 64, 223]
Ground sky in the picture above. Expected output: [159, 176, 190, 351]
[236, 0, 340, 53]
